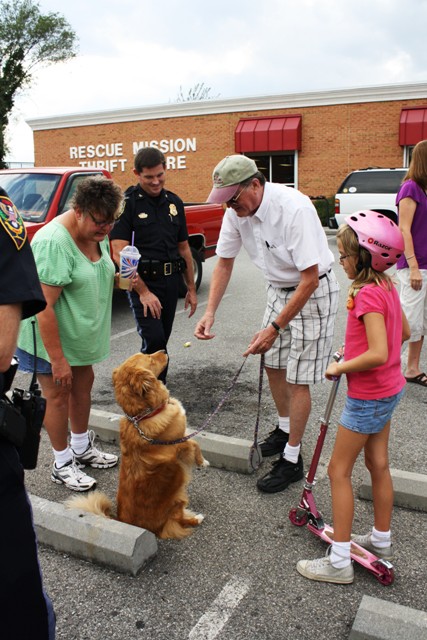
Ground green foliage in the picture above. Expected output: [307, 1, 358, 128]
[0, 0, 77, 166]
[311, 195, 335, 227]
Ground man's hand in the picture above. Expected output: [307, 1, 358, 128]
[139, 290, 162, 319]
[243, 326, 278, 356]
[194, 313, 215, 340]
[184, 289, 197, 318]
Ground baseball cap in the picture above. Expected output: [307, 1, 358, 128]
[207, 155, 258, 203]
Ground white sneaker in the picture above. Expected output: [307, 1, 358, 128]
[51, 460, 96, 492]
[297, 553, 354, 584]
[351, 532, 393, 561]
[72, 430, 118, 469]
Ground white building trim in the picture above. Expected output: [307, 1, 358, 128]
[27, 82, 427, 131]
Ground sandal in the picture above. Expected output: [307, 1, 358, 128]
[405, 373, 427, 387]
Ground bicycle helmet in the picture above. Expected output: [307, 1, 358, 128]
[345, 211, 404, 272]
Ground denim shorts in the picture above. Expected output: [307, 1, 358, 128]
[340, 389, 405, 434]
[15, 347, 52, 375]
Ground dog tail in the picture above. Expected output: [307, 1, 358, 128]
[65, 490, 113, 518]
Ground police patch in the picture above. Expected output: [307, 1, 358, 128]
[169, 204, 178, 217]
[0, 196, 27, 249]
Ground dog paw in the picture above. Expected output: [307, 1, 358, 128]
[200, 458, 210, 468]
[195, 513, 205, 524]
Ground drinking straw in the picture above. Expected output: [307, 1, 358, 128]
[131, 231, 135, 246]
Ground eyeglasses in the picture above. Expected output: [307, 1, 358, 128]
[87, 211, 115, 228]
[339, 254, 350, 263]
[228, 183, 249, 205]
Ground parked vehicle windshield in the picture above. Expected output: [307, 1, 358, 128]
[338, 169, 406, 194]
[0, 173, 60, 222]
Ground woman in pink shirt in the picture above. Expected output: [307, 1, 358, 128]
[297, 211, 410, 584]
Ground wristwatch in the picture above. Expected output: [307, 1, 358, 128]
[271, 321, 285, 334]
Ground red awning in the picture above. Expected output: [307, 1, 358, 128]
[235, 116, 301, 153]
[399, 107, 427, 146]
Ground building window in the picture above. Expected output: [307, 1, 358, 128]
[403, 146, 414, 167]
[247, 153, 297, 187]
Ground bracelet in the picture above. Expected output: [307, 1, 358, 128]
[406, 255, 415, 261]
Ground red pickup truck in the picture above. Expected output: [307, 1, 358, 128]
[0, 167, 224, 291]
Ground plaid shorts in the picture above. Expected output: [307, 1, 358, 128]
[262, 271, 340, 384]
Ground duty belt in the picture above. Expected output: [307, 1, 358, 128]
[139, 258, 186, 280]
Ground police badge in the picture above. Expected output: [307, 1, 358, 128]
[169, 204, 178, 217]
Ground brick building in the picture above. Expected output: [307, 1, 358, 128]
[27, 82, 427, 202]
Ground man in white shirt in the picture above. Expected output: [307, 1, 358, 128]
[194, 155, 339, 493]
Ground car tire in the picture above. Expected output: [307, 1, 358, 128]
[178, 247, 203, 298]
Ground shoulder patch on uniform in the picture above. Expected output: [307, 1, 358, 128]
[117, 198, 126, 218]
[0, 196, 27, 249]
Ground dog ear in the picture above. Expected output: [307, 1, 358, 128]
[128, 368, 158, 397]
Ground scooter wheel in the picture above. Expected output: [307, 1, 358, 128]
[372, 561, 394, 586]
[289, 508, 308, 527]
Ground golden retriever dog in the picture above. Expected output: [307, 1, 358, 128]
[67, 351, 209, 539]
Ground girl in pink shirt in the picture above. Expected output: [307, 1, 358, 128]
[297, 211, 410, 584]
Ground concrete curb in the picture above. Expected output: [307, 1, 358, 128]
[89, 408, 263, 475]
[30, 494, 157, 576]
[350, 595, 427, 639]
[359, 468, 427, 512]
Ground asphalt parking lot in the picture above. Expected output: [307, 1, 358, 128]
[18, 232, 427, 640]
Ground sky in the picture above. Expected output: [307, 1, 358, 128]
[6, 0, 427, 162]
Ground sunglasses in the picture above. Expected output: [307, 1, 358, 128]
[228, 183, 250, 205]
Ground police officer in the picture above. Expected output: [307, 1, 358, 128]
[111, 148, 197, 382]
[0, 188, 55, 638]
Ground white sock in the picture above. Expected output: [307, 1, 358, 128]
[371, 527, 391, 548]
[330, 541, 351, 568]
[278, 416, 290, 434]
[70, 431, 89, 455]
[283, 443, 300, 464]
[53, 447, 72, 468]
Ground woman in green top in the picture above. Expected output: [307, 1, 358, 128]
[17, 177, 124, 491]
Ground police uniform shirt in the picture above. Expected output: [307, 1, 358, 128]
[0, 195, 46, 319]
[110, 185, 189, 262]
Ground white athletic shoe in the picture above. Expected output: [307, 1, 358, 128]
[72, 430, 118, 469]
[297, 553, 354, 584]
[351, 532, 393, 561]
[51, 460, 96, 492]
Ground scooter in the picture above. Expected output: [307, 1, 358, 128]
[288, 365, 395, 586]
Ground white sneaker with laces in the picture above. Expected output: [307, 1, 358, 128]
[351, 532, 393, 561]
[51, 460, 96, 492]
[72, 430, 118, 469]
[297, 552, 354, 584]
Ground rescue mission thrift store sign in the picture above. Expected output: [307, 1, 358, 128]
[69, 137, 198, 174]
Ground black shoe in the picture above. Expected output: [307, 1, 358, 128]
[259, 425, 289, 457]
[257, 455, 304, 493]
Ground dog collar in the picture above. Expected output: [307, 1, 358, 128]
[125, 403, 167, 426]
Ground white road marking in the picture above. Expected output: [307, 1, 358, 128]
[188, 576, 250, 639]
[110, 294, 231, 341]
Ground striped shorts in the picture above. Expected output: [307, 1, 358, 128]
[262, 271, 340, 384]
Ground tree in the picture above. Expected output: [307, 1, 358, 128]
[0, 0, 77, 167]
[175, 82, 220, 103]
